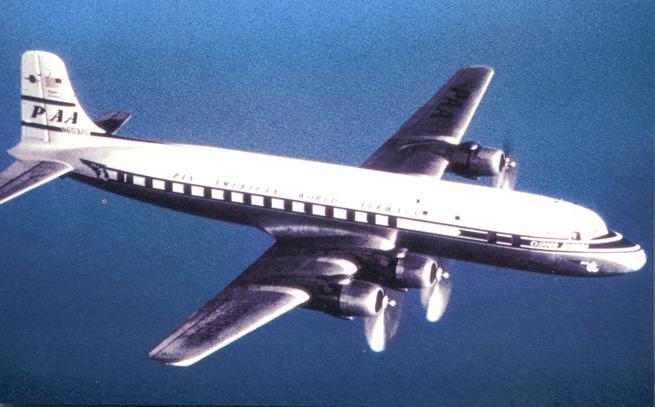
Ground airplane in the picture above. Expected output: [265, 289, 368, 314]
[1, 51, 646, 367]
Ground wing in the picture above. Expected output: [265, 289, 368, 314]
[148, 242, 357, 367]
[361, 65, 494, 178]
[0, 160, 73, 204]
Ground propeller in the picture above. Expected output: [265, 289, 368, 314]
[364, 289, 404, 352]
[420, 265, 452, 322]
[493, 141, 518, 190]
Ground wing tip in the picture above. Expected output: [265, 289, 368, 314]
[148, 348, 198, 367]
[464, 64, 495, 75]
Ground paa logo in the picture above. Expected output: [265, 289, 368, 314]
[31, 105, 78, 124]
[80, 159, 109, 180]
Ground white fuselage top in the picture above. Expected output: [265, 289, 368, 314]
[14, 132, 608, 243]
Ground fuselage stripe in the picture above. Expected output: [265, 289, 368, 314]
[21, 95, 76, 107]
[20, 121, 169, 143]
[84, 162, 637, 254]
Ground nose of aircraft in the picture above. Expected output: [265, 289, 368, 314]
[583, 233, 647, 275]
[623, 246, 647, 272]
[603, 240, 647, 274]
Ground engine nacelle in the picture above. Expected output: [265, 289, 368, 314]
[339, 280, 385, 317]
[310, 280, 385, 318]
[394, 254, 438, 289]
[447, 141, 506, 178]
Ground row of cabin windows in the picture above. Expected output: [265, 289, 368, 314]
[107, 170, 530, 245]
[113, 170, 391, 227]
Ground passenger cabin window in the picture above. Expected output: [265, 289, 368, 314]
[375, 214, 389, 226]
[107, 170, 118, 181]
[251, 195, 264, 206]
[191, 186, 204, 197]
[172, 182, 184, 193]
[132, 175, 145, 187]
[292, 202, 305, 213]
[312, 205, 326, 216]
[355, 211, 367, 223]
[231, 192, 244, 203]
[152, 179, 166, 190]
[211, 189, 224, 200]
[333, 208, 347, 219]
[271, 198, 285, 209]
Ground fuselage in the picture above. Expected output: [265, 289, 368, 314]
[10, 130, 646, 276]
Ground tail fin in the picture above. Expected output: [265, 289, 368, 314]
[21, 50, 103, 143]
[0, 51, 92, 205]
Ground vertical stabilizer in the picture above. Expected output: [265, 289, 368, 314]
[21, 51, 103, 143]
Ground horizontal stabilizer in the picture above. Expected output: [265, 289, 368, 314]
[0, 160, 72, 204]
[94, 111, 132, 134]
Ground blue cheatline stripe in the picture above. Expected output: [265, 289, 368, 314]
[21, 121, 167, 143]
[103, 165, 519, 245]
[22, 120, 105, 137]
[101, 165, 510, 240]
[89, 163, 634, 252]
[21, 95, 76, 107]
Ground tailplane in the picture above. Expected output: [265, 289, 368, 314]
[0, 160, 72, 204]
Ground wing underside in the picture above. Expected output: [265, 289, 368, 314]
[148, 243, 357, 367]
[149, 284, 309, 366]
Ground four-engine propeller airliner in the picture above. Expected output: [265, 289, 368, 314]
[1, 51, 646, 366]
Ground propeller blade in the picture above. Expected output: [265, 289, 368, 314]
[364, 294, 388, 352]
[493, 153, 518, 190]
[421, 266, 452, 322]
[384, 289, 404, 340]
[364, 308, 387, 352]
[364, 290, 404, 352]
[505, 161, 518, 190]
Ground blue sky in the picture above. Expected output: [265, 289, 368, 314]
[0, 1, 652, 405]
